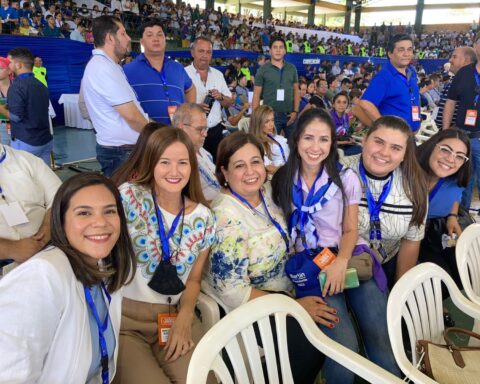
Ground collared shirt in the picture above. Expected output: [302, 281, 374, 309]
[197, 147, 220, 201]
[0, 145, 61, 242]
[124, 54, 193, 124]
[82, 49, 146, 146]
[254, 61, 298, 113]
[185, 64, 231, 128]
[7, 73, 51, 146]
[362, 62, 421, 131]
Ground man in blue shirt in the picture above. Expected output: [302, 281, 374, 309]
[124, 20, 196, 125]
[0, 0, 18, 34]
[358, 34, 421, 132]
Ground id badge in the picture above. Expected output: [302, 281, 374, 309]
[312, 247, 336, 269]
[465, 109, 478, 127]
[158, 313, 177, 346]
[412, 106, 421, 122]
[276, 89, 285, 101]
[167, 105, 177, 124]
[0, 201, 29, 227]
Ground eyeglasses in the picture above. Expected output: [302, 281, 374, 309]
[184, 123, 208, 134]
[436, 144, 469, 164]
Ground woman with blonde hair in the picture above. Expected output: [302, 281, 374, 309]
[249, 105, 289, 176]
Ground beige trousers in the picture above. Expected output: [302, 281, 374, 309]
[112, 297, 204, 384]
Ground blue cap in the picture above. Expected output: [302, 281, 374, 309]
[285, 251, 322, 298]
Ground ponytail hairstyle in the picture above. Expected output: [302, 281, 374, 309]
[272, 108, 346, 220]
[365, 116, 427, 226]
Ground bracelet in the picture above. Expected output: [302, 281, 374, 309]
[446, 213, 458, 218]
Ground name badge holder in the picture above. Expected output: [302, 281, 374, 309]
[359, 161, 393, 260]
[84, 283, 111, 384]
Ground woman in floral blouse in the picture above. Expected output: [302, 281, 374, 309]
[116, 128, 215, 384]
[202, 131, 335, 383]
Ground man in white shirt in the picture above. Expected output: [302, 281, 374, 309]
[185, 37, 232, 161]
[0, 144, 61, 273]
[81, 15, 148, 176]
[69, 23, 85, 42]
[173, 103, 220, 201]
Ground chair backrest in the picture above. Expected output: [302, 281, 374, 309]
[187, 294, 404, 384]
[387, 263, 480, 384]
[456, 223, 480, 306]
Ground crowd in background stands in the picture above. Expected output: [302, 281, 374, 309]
[0, 0, 479, 58]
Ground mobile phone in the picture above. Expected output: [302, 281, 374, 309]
[319, 268, 360, 291]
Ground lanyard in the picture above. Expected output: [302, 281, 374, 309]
[359, 160, 393, 244]
[84, 283, 111, 384]
[267, 134, 287, 163]
[16, 72, 34, 79]
[229, 187, 289, 250]
[0, 148, 6, 200]
[429, 178, 444, 203]
[158, 63, 172, 106]
[474, 70, 480, 107]
[153, 192, 184, 262]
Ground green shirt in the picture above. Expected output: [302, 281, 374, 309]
[286, 40, 293, 53]
[33, 66, 47, 87]
[255, 62, 298, 113]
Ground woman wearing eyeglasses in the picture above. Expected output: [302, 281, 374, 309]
[416, 129, 471, 289]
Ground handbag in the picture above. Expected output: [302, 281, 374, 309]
[347, 252, 373, 281]
[416, 327, 480, 384]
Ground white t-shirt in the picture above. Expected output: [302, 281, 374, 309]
[185, 64, 232, 128]
[343, 154, 426, 263]
[81, 49, 146, 146]
[264, 135, 289, 167]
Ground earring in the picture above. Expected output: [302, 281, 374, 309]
[224, 181, 228, 187]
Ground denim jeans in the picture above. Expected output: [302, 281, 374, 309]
[461, 137, 480, 209]
[10, 138, 53, 166]
[96, 143, 132, 177]
[0, 122, 10, 145]
[321, 280, 401, 384]
[274, 112, 296, 141]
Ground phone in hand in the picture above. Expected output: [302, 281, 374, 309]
[319, 268, 360, 291]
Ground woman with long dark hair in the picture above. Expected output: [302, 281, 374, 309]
[416, 129, 471, 288]
[0, 172, 136, 383]
[272, 108, 400, 383]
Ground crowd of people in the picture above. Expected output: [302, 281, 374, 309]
[0, 10, 480, 384]
[1, 0, 478, 58]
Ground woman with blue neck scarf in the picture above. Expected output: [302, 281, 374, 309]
[272, 108, 400, 383]
[416, 129, 471, 289]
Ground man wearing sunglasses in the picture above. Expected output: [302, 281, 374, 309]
[443, 33, 480, 209]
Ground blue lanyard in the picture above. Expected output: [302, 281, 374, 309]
[474, 70, 480, 107]
[159, 64, 172, 106]
[16, 72, 34, 79]
[229, 187, 289, 250]
[429, 178, 444, 203]
[152, 192, 184, 262]
[359, 160, 393, 243]
[84, 283, 111, 384]
[0, 148, 6, 199]
[290, 168, 333, 251]
[267, 134, 287, 163]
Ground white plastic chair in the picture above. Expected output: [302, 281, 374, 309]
[387, 262, 480, 384]
[196, 292, 221, 335]
[187, 294, 404, 384]
[456, 223, 480, 306]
